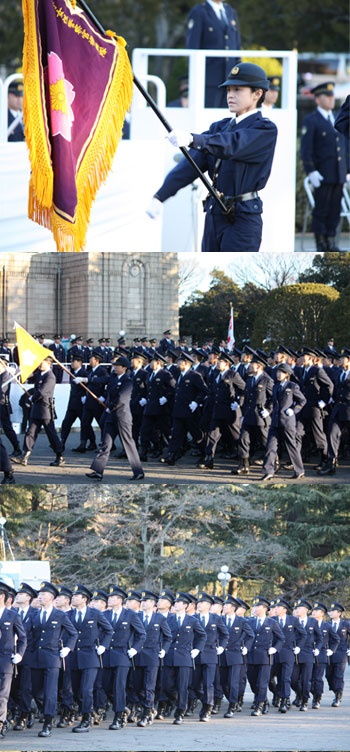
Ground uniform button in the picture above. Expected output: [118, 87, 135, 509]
[337, 147, 341, 151]
[338, 157, 342, 161]
[77, 647, 80, 650]
[40, 638, 43, 641]
[39, 646, 42, 649]
[174, 647, 177, 650]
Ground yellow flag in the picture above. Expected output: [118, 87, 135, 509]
[14, 322, 55, 383]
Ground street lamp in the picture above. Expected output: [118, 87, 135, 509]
[217, 565, 231, 599]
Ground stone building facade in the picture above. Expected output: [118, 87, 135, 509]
[0, 253, 179, 344]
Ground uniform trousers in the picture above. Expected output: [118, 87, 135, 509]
[291, 662, 313, 700]
[311, 183, 343, 235]
[0, 673, 13, 722]
[220, 664, 241, 704]
[247, 664, 272, 703]
[0, 438, 12, 473]
[326, 658, 347, 692]
[167, 416, 204, 455]
[0, 408, 19, 450]
[81, 405, 104, 443]
[193, 663, 216, 705]
[164, 666, 192, 712]
[311, 662, 327, 696]
[238, 423, 269, 458]
[91, 416, 143, 476]
[24, 419, 62, 454]
[274, 659, 295, 699]
[102, 666, 130, 712]
[202, 210, 262, 253]
[206, 418, 240, 457]
[263, 427, 304, 475]
[328, 416, 350, 458]
[10, 664, 32, 714]
[133, 666, 159, 709]
[71, 667, 98, 714]
[31, 667, 60, 718]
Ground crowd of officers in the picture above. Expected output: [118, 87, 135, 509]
[0, 579, 348, 739]
[1, 331, 350, 483]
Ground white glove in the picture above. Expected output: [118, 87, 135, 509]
[313, 648, 320, 656]
[81, 396, 86, 404]
[326, 649, 333, 657]
[139, 398, 147, 407]
[329, 397, 334, 404]
[106, 407, 110, 414]
[127, 648, 137, 658]
[318, 400, 326, 409]
[59, 647, 70, 658]
[293, 646, 301, 655]
[159, 396, 167, 405]
[216, 646, 224, 655]
[190, 648, 200, 659]
[146, 197, 163, 220]
[230, 401, 239, 410]
[260, 409, 269, 418]
[285, 408, 294, 417]
[241, 646, 248, 655]
[96, 645, 106, 656]
[346, 173, 350, 183]
[189, 401, 198, 412]
[166, 129, 193, 148]
[158, 649, 166, 659]
[99, 396, 105, 403]
[11, 653, 23, 664]
[347, 649, 350, 656]
[268, 647, 277, 655]
[74, 377, 85, 383]
[308, 170, 324, 188]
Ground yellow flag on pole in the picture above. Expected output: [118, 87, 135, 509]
[14, 322, 55, 383]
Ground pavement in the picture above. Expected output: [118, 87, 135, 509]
[294, 232, 350, 251]
[1, 666, 349, 751]
[4, 432, 350, 485]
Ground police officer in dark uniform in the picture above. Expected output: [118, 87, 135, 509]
[132, 590, 172, 726]
[165, 349, 181, 381]
[13, 356, 64, 468]
[139, 355, 176, 460]
[49, 335, 66, 384]
[326, 602, 350, 707]
[191, 348, 209, 383]
[65, 585, 113, 733]
[158, 331, 175, 355]
[148, 63, 277, 252]
[11, 583, 38, 731]
[201, 352, 245, 468]
[67, 336, 85, 363]
[27, 582, 78, 738]
[219, 595, 254, 717]
[163, 592, 206, 725]
[94, 338, 110, 363]
[235, 351, 274, 474]
[0, 582, 27, 739]
[300, 81, 349, 251]
[162, 352, 208, 465]
[297, 347, 334, 469]
[102, 586, 146, 731]
[74, 350, 109, 453]
[0, 359, 21, 458]
[319, 348, 350, 475]
[272, 597, 307, 713]
[61, 355, 91, 451]
[155, 590, 176, 719]
[84, 339, 94, 362]
[0, 339, 12, 361]
[246, 596, 284, 716]
[290, 598, 323, 712]
[186, 0, 241, 107]
[192, 592, 228, 721]
[261, 363, 306, 481]
[86, 356, 144, 482]
[130, 351, 149, 447]
[310, 601, 340, 709]
[7, 80, 25, 141]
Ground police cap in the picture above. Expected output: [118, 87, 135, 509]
[219, 63, 269, 91]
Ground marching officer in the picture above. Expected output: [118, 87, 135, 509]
[0, 360, 21, 458]
[65, 585, 113, 733]
[163, 592, 206, 725]
[246, 596, 285, 716]
[310, 601, 340, 708]
[147, 63, 277, 252]
[0, 339, 12, 361]
[326, 602, 350, 707]
[73, 350, 109, 453]
[11, 583, 38, 731]
[86, 356, 144, 482]
[201, 352, 246, 468]
[102, 586, 146, 731]
[272, 597, 307, 713]
[165, 350, 180, 381]
[300, 81, 349, 250]
[130, 351, 149, 447]
[67, 336, 85, 363]
[192, 592, 228, 721]
[218, 595, 254, 717]
[235, 351, 274, 474]
[27, 582, 78, 738]
[139, 355, 176, 460]
[186, 0, 241, 108]
[155, 590, 176, 720]
[319, 348, 350, 476]
[61, 355, 91, 451]
[297, 347, 334, 469]
[13, 356, 64, 468]
[132, 590, 172, 726]
[161, 353, 208, 466]
[158, 331, 175, 355]
[49, 335, 66, 384]
[261, 363, 306, 481]
[0, 582, 27, 739]
[290, 598, 323, 711]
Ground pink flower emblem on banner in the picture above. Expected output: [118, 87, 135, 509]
[47, 51, 75, 141]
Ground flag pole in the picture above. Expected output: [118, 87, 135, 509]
[76, 0, 229, 215]
[50, 356, 107, 409]
[0, 359, 32, 398]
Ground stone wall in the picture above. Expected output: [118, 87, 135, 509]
[0, 253, 179, 345]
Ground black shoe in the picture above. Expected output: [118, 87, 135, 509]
[72, 444, 86, 453]
[312, 695, 321, 709]
[13, 714, 27, 731]
[332, 691, 342, 707]
[318, 459, 336, 475]
[1, 473, 15, 484]
[234, 460, 250, 475]
[155, 702, 167, 720]
[184, 699, 197, 717]
[292, 695, 302, 707]
[260, 473, 274, 481]
[50, 454, 65, 467]
[12, 452, 30, 466]
[72, 713, 91, 732]
[279, 699, 287, 714]
[10, 448, 22, 458]
[224, 703, 239, 718]
[86, 443, 98, 452]
[85, 471, 103, 480]
[211, 699, 221, 715]
[262, 700, 269, 714]
[26, 712, 35, 728]
[316, 453, 328, 471]
[128, 472, 145, 481]
[315, 234, 327, 251]
[173, 712, 184, 725]
[137, 711, 151, 727]
[0, 720, 10, 738]
[109, 712, 122, 730]
[57, 708, 73, 727]
[299, 700, 308, 711]
[38, 718, 53, 737]
[204, 456, 214, 469]
[251, 703, 264, 716]
[292, 472, 305, 479]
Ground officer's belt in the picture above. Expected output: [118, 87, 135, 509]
[218, 190, 259, 203]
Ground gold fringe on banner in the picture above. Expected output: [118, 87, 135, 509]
[22, 0, 133, 252]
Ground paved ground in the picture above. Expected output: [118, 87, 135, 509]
[294, 232, 349, 251]
[1, 666, 349, 751]
[4, 431, 350, 485]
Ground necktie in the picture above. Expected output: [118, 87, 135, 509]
[20, 609, 25, 621]
[178, 616, 182, 628]
[257, 618, 261, 630]
[219, 7, 228, 28]
[227, 617, 232, 629]
[201, 616, 206, 626]
[144, 615, 149, 627]
[41, 610, 47, 625]
[77, 611, 82, 626]
[279, 618, 284, 628]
